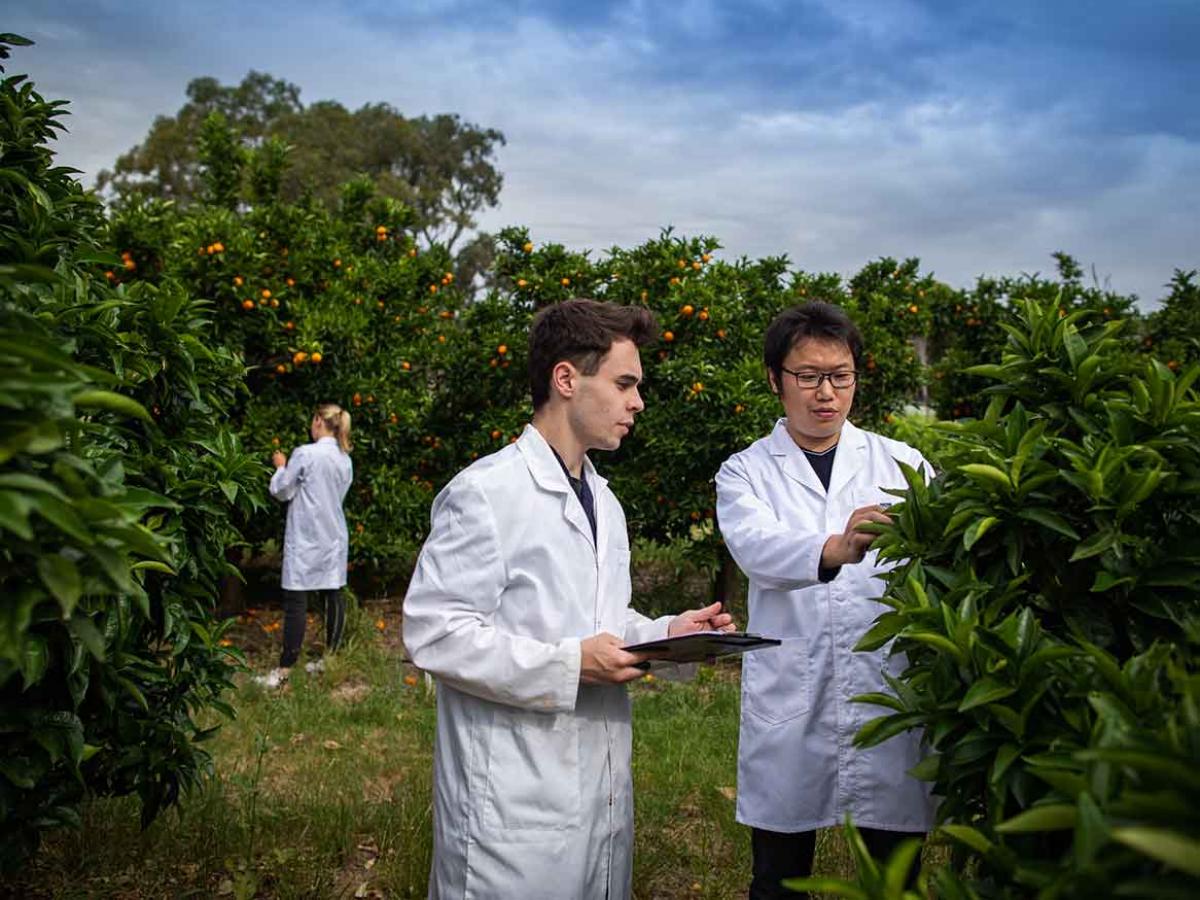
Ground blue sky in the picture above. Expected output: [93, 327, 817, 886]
[11, 1, 1199, 305]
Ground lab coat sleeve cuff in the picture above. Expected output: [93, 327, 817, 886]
[557, 636, 582, 710]
[623, 612, 672, 646]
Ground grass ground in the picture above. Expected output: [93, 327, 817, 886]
[7, 599, 873, 899]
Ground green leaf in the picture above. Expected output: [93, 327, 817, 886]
[72, 389, 151, 422]
[904, 631, 967, 663]
[1069, 528, 1117, 562]
[36, 554, 81, 616]
[854, 613, 904, 652]
[218, 480, 238, 504]
[995, 804, 1077, 833]
[959, 676, 1017, 711]
[908, 753, 940, 782]
[1111, 828, 1200, 877]
[1016, 508, 1080, 540]
[1091, 569, 1134, 592]
[938, 824, 994, 855]
[68, 615, 105, 660]
[0, 490, 33, 539]
[854, 712, 925, 748]
[959, 463, 1013, 491]
[781, 877, 868, 898]
[990, 743, 1022, 784]
[850, 692, 906, 713]
[963, 515, 998, 551]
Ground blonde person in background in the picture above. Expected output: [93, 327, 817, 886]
[257, 403, 354, 688]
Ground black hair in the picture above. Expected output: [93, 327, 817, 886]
[763, 301, 864, 392]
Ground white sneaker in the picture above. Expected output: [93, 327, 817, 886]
[304, 658, 325, 675]
[253, 668, 290, 689]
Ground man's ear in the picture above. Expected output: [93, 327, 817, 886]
[767, 369, 782, 397]
[550, 360, 578, 400]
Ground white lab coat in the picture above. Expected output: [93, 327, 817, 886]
[403, 424, 672, 900]
[269, 436, 352, 591]
[716, 419, 935, 833]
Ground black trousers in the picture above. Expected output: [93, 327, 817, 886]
[279, 588, 346, 668]
[750, 826, 924, 899]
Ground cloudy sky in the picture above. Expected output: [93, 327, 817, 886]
[11, 1, 1199, 305]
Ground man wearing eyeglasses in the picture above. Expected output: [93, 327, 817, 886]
[715, 301, 934, 898]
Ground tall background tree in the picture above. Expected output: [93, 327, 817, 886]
[96, 72, 504, 254]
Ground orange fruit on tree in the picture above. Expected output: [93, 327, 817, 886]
[261, 288, 271, 299]
[270, 299, 279, 308]
[352, 392, 362, 406]
[517, 278, 528, 288]
[284, 321, 295, 330]
[560, 277, 570, 287]
[497, 344, 508, 355]
[491, 429, 501, 439]
[275, 364, 286, 374]
[403, 674, 418, 686]
[663, 331, 675, 342]
[677, 259, 686, 269]
[233, 275, 244, 286]
[311, 352, 323, 364]
[680, 304, 694, 317]
[366, 394, 375, 404]
[408, 248, 417, 258]
[241, 299, 255, 310]
[716, 328, 726, 339]
[429, 284, 438, 294]
[691, 382, 704, 393]
[401, 361, 411, 370]
[286, 277, 295, 287]
[333, 258, 342, 268]
[669, 277, 680, 286]
[272, 437, 280, 446]
[702, 253, 712, 263]
[691, 261, 701, 271]
[522, 241, 533, 253]
[908, 304, 919, 314]
[698, 309, 709, 321]
[437, 334, 446, 343]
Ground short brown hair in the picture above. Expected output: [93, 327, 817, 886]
[528, 299, 658, 409]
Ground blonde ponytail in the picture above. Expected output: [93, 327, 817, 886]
[315, 403, 353, 453]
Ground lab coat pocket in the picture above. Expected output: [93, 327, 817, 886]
[484, 709, 580, 831]
[743, 637, 811, 724]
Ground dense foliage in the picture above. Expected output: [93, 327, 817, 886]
[840, 297, 1200, 898]
[0, 35, 263, 870]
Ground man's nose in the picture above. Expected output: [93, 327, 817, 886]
[814, 377, 835, 399]
[630, 388, 645, 413]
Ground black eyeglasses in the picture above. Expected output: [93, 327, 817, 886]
[780, 367, 858, 390]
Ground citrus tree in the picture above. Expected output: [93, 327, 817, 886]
[1, 36, 263, 869]
[844, 295, 1200, 897]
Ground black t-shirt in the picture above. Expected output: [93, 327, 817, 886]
[804, 444, 841, 583]
[549, 446, 597, 542]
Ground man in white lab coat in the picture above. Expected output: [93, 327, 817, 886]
[404, 298, 734, 900]
[716, 302, 934, 899]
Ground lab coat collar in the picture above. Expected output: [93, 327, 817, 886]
[517, 424, 604, 550]
[768, 418, 867, 501]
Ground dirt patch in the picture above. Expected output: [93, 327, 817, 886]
[330, 680, 373, 704]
